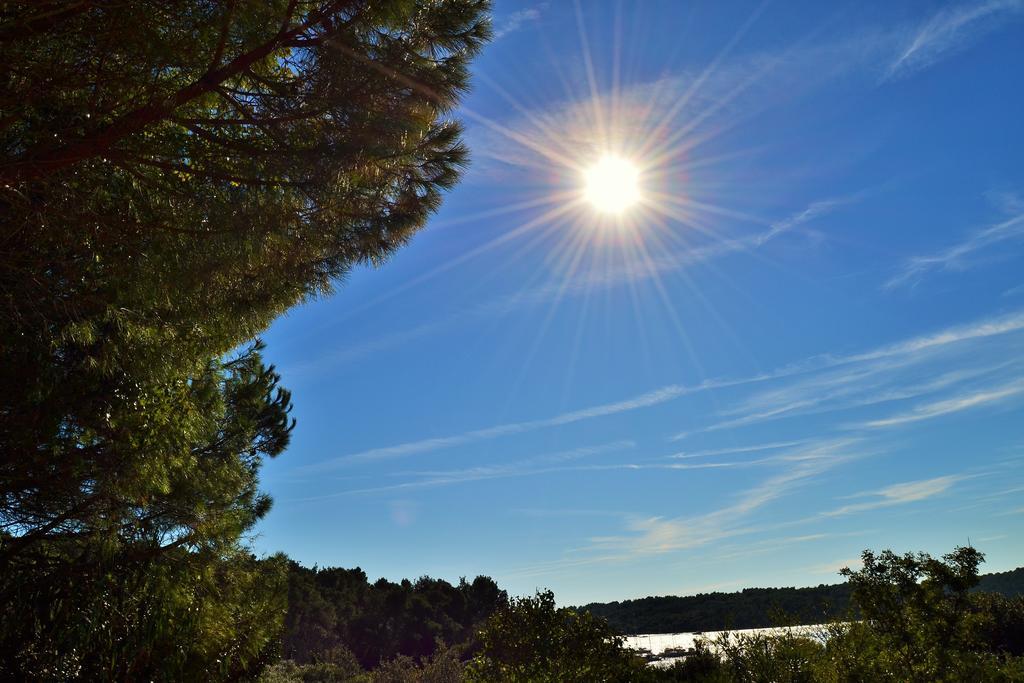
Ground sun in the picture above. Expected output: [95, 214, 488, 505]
[583, 155, 641, 214]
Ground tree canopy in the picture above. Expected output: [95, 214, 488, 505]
[284, 562, 507, 669]
[466, 589, 653, 683]
[0, 1, 491, 678]
[663, 547, 1024, 683]
[579, 566, 1024, 636]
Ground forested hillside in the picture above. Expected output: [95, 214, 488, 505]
[283, 563, 507, 669]
[266, 549, 1024, 681]
[580, 565, 1024, 635]
[279, 560, 1024, 667]
[978, 566, 1024, 598]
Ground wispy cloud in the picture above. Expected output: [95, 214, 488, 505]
[300, 441, 634, 498]
[584, 439, 862, 556]
[695, 530, 874, 570]
[492, 5, 545, 40]
[306, 360, 829, 469]
[467, 37, 875, 181]
[829, 309, 1024, 365]
[478, 193, 855, 306]
[289, 194, 855, 377]
[753, 197, 856, 246]
[670, 440, 809, 460]
[472, 7, 1011, 190]
[318, 461, 749, 499]
[303, 309, 1024, 471]
[292, 3, 1024, 377]
[806, 557, 862, 576]
[823, 474, 965, 516]
[511, 507, 626, 519]
[884, 0, 1024, 81]
[304, 386, 686, 470]
[976, 534, 1008, 543]
[697, 361, 1017, 435]
[886, 207, 1024, 290]
[858, 379, 1024, 429]
[672, 310, 1024, 439]
[302, 435, 853, 502]
[299, 446, 778, 500]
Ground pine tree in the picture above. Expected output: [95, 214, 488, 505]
[0, 1, 490, 678]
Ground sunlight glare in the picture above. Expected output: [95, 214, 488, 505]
[583, 155, 641, 214]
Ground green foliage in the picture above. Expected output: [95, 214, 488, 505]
[583, 584, 851, 636]
[259, 644, 464, 683]
[978, 567, 1024, 598]
[1, 549, 288, 680]
[706, 630, 823, 683]
[0, 342, 294, 679]
[466, 589, 654, 682]
[580, 565, 1024, 636]
[238, 549, 1024, 682]
[285, 563, 506, 669]
[653, 547, 1024, 683]
[274, 552, 1024, 682]
[815, 546, 1024, 682]
[1, 0, 493, 534]
[261, 661, 368, 683]
[0, 1, 491, 678]
[260, 650, 366, 683]
[654, 641, 732, 682]
[369, 645, 466, 683]
[2, 0, 491, 361]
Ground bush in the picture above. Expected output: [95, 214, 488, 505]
[466, 589, 653, 682]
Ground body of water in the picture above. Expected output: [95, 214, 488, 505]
[623, 624, 826, 667]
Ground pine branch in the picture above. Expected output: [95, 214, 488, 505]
[0, 0, 360, 184]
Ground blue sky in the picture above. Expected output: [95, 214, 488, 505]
[255, 0, 1024, 605]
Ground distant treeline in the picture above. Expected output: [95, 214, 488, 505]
[283, 559, 1024, 669]
[284, 562, 507, 670]
[580, 566, 1024, 635]
[271, 552, 1024, 681]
